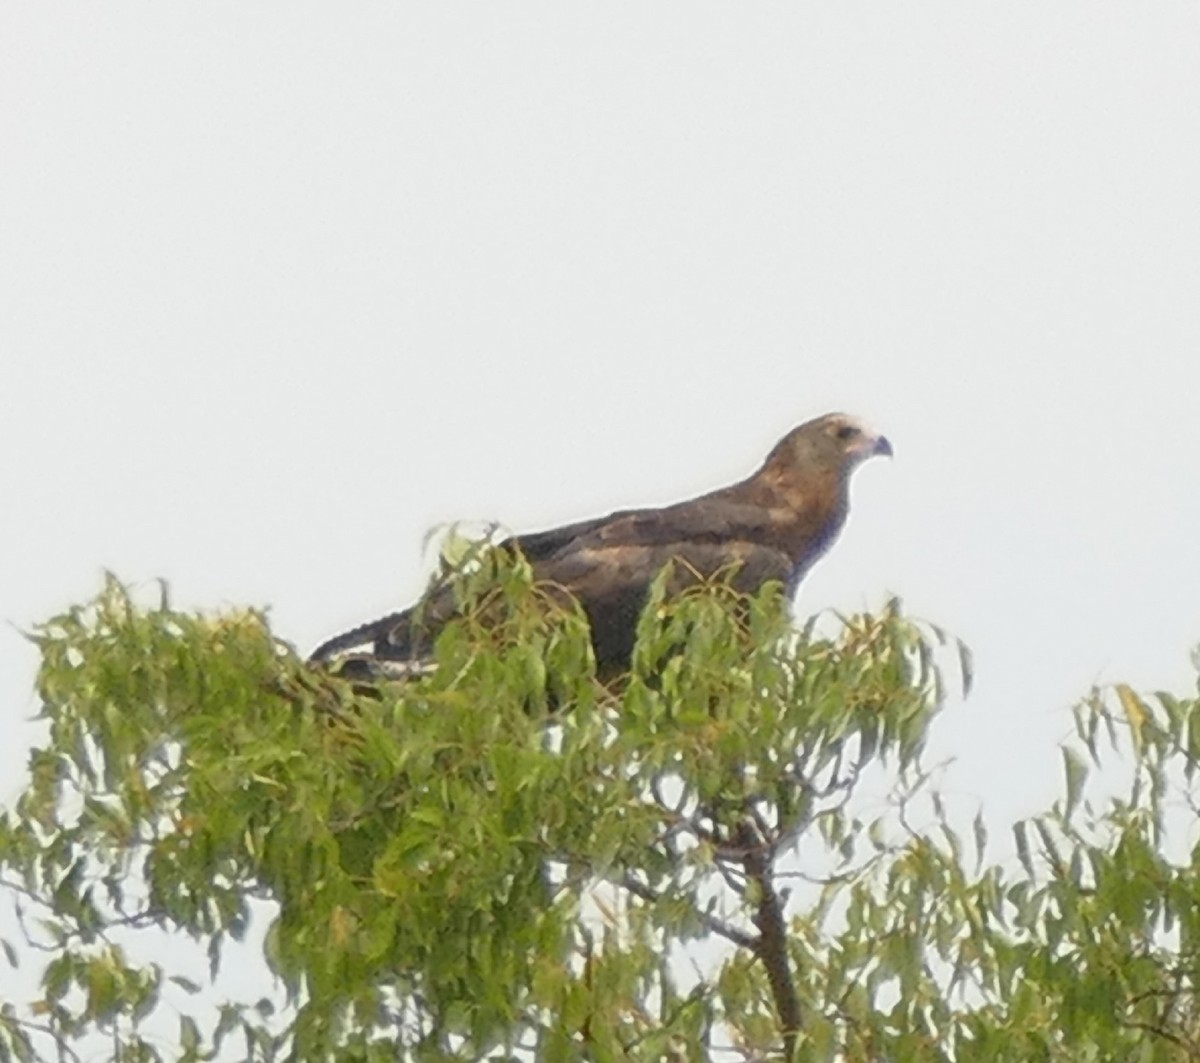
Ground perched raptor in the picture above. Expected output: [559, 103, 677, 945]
[309, 412, 892, 680]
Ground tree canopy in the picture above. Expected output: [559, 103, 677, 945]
[3, 559, 1200, 1061]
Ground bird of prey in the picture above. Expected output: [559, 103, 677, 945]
[309, 412, 892, 680]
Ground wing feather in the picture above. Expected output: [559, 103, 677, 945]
[510, 496, 786, 560]
[534, 538, 793, 676]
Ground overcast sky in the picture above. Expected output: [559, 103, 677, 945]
[3, 1, 1200, 1045]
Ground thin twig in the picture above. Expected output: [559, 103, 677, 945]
[619, 873, 757, 951]
[6, 1018, 84, 1063]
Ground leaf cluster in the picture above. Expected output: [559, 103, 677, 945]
[4, 562, 1199, 1061]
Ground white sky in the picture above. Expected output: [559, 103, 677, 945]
[3, 1, 1200, 1046]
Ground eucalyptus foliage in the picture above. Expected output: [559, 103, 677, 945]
[2, 560, 1199, 1061]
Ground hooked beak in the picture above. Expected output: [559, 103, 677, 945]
[873, 435, 894, 459]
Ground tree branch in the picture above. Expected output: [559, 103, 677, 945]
[734, 819, 802, 1060]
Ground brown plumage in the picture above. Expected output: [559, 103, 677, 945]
[309, 413, 892, 679]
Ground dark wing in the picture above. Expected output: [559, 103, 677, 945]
[510, 495, 787, 559]
[311, 497, 798, 678]
[526, 504, 795, 676]
[508, 510, 639, 561]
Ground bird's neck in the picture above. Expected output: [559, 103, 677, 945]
[753, 461, 845, 506]
[737, 464, 850, 560]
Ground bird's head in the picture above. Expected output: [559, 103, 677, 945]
[763, 413, 893, 483]
[817, 412, 893, 467]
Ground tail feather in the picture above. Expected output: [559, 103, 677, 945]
[307, 609, 412, 664]
[324, 653, 436, 683]
[308, 568, 488, 676]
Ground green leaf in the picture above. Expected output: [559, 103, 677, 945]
[1061, 746, 1088, 821]
[1115, 683, 1148, 752]
[972, 810, 988, 873]
[1014, 822, 1034, 879]
[180, 1014, 200, 1053]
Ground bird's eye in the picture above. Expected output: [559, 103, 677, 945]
[835, 425, 861, 440]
